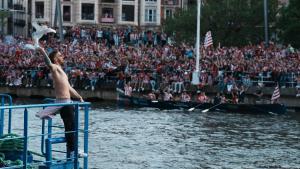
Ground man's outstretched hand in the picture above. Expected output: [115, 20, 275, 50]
[79, 97, 84, 102]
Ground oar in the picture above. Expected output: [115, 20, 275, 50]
[188, 103, 205, 112]
[116, 88, 125, 94]
[201, 103, 223, 113]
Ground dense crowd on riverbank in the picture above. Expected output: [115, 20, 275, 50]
[0, 26, 300, 97]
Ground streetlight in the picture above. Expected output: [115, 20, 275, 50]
[264, 0, 269, 47]
[191, 0, 201, 85]
[54, 0, 64, 42]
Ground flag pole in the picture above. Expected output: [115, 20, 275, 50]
[264, 0, 269, 48]
[192, 0, 201, 85]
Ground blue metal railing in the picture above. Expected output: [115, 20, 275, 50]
[0, 99, 91, 169]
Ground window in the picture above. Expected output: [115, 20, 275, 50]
[102, 0, 115, 3]
[35, 2, 44, 19]
[81, 3, 94, 20]
[145, 9, 156, 22]
[8, 0, 13, 9]
[101, 8, 114, 22]
[63, 6, 71, 22]
[122, 5, 134, 22]
[165, 9, 172, 18]
[102, 8, 113, 18]
[13, 4, 25, 11]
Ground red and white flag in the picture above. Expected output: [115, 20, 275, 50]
[204, 31, 213, 48]
[271, 84, 280, 102]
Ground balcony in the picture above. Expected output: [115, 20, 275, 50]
[100, 17, 115, 23]
[164, 0, 178, 5]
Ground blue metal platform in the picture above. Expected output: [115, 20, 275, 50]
[0, 94, 91, 169]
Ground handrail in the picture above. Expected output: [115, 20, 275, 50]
[0, 102, 90, 109]
[0, 101, 91, 169]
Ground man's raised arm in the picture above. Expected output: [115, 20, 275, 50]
[37, 47, 52, 67]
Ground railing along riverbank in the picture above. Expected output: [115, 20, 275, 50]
[0, 86, 299, 108]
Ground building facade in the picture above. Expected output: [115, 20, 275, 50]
[1, 0, 289, 37]
[31, 0, 186, 29]
[1, 0, 31, 37]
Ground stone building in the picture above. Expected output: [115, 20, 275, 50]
[31, 0, 187, 29]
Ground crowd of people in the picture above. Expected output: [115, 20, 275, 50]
[0, 25, 300, 101]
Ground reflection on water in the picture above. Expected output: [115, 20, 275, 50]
[6, 99, 300, 168]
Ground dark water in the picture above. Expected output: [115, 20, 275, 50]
[5, 99, 300, 169]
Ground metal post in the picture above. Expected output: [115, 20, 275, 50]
[0, 97, 4, 136]
[264, 0, 269, 47]
[23, 108, 28, 169]
[191, 0, 201, 85]
[54, 0, 57, 27]
[46, 119, 53, 166]
[8, 96, 12, 134]
[56, 0, 64, 42]
[84, 105, 89, 169]
[1, 0, 4, 35]
[74, 104, 79, 169]
[41, 119, 45, 155]
[0, 94, 13, 135]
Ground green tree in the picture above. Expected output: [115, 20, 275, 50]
[163, 6, 197, 44]
[162, 0, 279, 46]
[277, 0, 300, 48]
[0, 10, 9, 22]
[0, 10, 10, 34]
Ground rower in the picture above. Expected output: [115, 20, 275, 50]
[197, 91, 209, 103]
[181, 91, 191, 102]
[220, 93, 227, 103]
[148, 91, 157, 100]
[238, 85, 246, 103]
[254, 85, 264, 103]
[213, 92, 222, 104]
[231, 89, 239, 104]
[163, 90, 173, 101]
[124, 82, 133, 96]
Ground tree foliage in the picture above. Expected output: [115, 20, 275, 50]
[277, 0, 300, 48]
[162, 0, 279, 46]
[0, 11, 10, 25]
[0, 11, 10, 19]
[163, 6, 197, 44]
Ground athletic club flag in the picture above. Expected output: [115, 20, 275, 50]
[204, 31, 213, 48]
[271, 84, 280, 102]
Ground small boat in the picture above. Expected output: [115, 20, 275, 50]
[119, 95, 287, 115]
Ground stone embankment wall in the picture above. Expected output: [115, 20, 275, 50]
[0, 86, 299, 107]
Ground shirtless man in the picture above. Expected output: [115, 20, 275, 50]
[36, 48, 83, 158]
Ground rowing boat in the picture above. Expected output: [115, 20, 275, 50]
[118, 95, 287, 114]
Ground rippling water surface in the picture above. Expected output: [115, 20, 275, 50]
[6, 99, 300, 169]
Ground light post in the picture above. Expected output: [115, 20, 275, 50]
[191, 0, 201, 85]
[264, 0, 269, 47]
[1, 1, 4, 35]
[54, 0, 64, 42]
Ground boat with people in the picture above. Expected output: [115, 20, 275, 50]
[118, 94, 287, 115]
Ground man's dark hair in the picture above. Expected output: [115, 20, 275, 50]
[48, 50, 59, 63]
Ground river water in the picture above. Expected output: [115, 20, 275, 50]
[4, 99, 300, 169]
